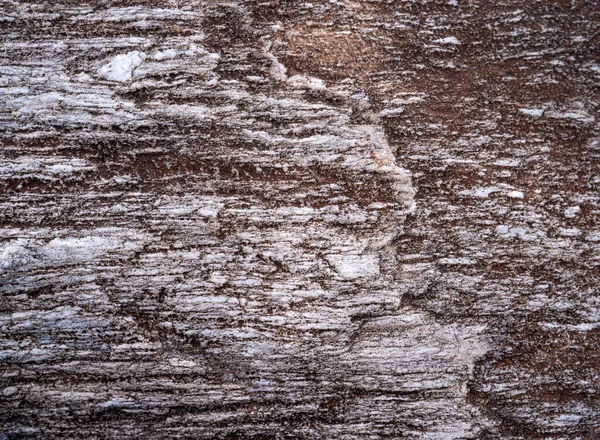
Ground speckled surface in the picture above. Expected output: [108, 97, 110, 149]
[1, 1, 599, 439]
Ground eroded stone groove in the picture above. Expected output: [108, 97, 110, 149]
[0, 1, 495, 439]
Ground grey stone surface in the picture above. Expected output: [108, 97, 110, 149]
[1, 1, 599, 438]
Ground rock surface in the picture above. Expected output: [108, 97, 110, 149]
[0, 0, 599, 438]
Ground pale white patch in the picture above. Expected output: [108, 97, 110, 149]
[0, 229, 144, 272]
[99, 51, 146, 83]
[326, 254, 380, 279]
[152, 44, 208, 61]
[389, 95, 426, 105]
[565, 206, 581, 218]
[494, 158, 521, 167]
[588, 138, 600, 150]
[506, 190, 524, 199]
[546, 102, 594, 123]
[0, 157, 93, 179]
[559, 227, 581, 237]
[459, 186, 500, 198]
[586, 231, 600, 242]
[152, 49, 178, 61]
[286, 75, 325, 90]
[546, 109, 594, 122]
[266, 52, 287, 81]
[379, 107, 405, 117]
[438, 257, 476, 265]
[43, 236, 125, 264]
[433, 36, 461, 45]
[496, 225, 546, 241]
[168, 358, 197, 368]
[519, 107, 544, 117]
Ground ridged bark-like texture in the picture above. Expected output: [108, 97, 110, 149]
[1, 1, 599, 439]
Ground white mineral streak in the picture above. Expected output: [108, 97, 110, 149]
[519, 107, 545, 117]
[99, 51, 146, 82]
[506, 190, 524, 199]
[433, 36, 462, 45]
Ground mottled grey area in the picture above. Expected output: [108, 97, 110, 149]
[0, 0, 599, 439]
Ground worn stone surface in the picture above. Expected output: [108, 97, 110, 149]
[1, 0, 599, 439]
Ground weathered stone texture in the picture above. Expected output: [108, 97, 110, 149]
[1, 0, 599, 439]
